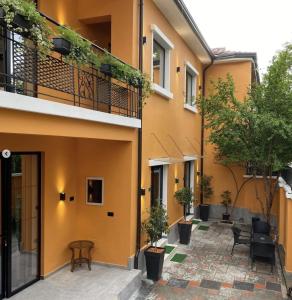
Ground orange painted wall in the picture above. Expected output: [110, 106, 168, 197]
[141, 0, 203, 236]
[0, 133, 137, 274]
[205, 61, 278, 217]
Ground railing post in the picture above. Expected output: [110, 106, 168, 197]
[3, 28, 13, 92]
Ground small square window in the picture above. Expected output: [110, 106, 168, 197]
[86, 177, 104, 205]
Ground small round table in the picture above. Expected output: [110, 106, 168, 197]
[68, 240, 94, 272]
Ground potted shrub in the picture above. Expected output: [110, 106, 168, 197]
[199, 175, 213, 221]
[0, 0, 53, 56]
[220, 190, 232, 221]
[142, 203, 169, 281]
[55, 26, 99, 66]
[174, 187, 193, 244]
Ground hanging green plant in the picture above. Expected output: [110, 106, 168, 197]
[56, 26, 100, 67]
[0, 0, 53, 57]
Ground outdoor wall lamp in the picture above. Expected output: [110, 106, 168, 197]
[59, 192, 66, 201]
[175, 178, 180, 184]
[176, 66, 181, 73]
[143, 36, 147, 44]
[140, 188, 146, 196]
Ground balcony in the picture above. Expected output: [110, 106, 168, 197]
[0, 19, 140, 122]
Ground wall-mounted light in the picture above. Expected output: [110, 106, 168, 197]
[140, 188, 146, 196]
[176, 66, 181, 73]
[59, 192, 66, 201]
[175, 178, 180, 184]
[143, 36, 147, 45]
[69, 196, 74, 202]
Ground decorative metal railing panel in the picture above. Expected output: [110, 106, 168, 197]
[0, 27, 140, 120]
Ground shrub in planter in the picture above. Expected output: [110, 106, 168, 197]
[142, 203, 169, 281]
[52, 37, 71, 56]
[0, 0, 53, 57]
[174, 187, 194, 244]
[56, 26, 99, 67]
[220, 190, 232, 221]
[199, 175, 213, 221]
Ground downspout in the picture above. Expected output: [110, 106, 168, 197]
[134, 0, 144, 270]
[200, 59, 214, 204]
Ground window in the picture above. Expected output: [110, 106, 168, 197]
[153, 40, 165, 88]
[184, 62, 199, 111]
[184, 160, 196, 215]
[186, 70, 195, 106]
[151, 25, 174, 99]
[86, 177, 104, 205]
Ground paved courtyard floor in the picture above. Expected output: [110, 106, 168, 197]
[133, 221, 287, 300]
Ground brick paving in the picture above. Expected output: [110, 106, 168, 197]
[133, 221, 286, 299]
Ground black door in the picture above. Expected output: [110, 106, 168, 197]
[0, 152, 41, 298]
[151, 166, 163, 207]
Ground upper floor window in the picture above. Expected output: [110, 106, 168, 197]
[184, 62, 199, 113]
[151, 25, 174, 99]
[153, 40, 166, 88]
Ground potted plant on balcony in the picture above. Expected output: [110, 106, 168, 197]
[54, 26, 99, 67]
[142, 203, 169, 281]
[0, 0, 52, 56]
[174, 187, 193, 244]
[199, 175, 213, 221]
[220, 190, 232, 221]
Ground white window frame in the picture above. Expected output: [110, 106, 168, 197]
[184, 157, 197, 214]
[184, 61, 199, 113]
[151, 24, 174, 99]
[86, 177, 104, 206]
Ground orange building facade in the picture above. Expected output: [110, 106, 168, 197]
[0, 0, 291, 298]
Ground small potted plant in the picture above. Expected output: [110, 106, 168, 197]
[174, 187, 193, 244]
[0, 0, 52, 56]
[54, 26, 99, 67]
[142, 203, 169, 281]
[220, 190, 232, 221]
[199, 175, 213, 221]
[100, 53, 121, 77]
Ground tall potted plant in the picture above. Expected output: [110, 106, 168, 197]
[142, 203, 169, 281]
[220, 190, 232, 221]
[199, 175, 213, 221]
[174, 187, 193, 244]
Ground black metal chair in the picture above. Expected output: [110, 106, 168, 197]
[250, 241, 275, 273]
[231, 227, 250, 255]
[252, 220, 271, 235]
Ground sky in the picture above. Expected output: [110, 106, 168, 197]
[183, 0, 292, 75]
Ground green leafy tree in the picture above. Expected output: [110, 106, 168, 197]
[142, 203, 169, 248]
[220, 190, 232, 214]
[201, 175, 213, 204]
[174, 187, 193, 220]
[198, 43, 292, 223]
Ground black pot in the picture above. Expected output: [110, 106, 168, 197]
[222, 213, 230, 221]
[0, 8, 4, 20]
[53, 37, 71, 55]
[144, 246, 165, 281]
[12, 14, 31, 31]
[178, 222, 192, 244]
[199, 204, 209, 221]
[129, 77, 142, 88]
[100, 63, 114, 77]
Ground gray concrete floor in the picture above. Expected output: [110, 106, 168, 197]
[9, 264, 141, 300]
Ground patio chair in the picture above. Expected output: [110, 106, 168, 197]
[231, 227, 250, 255]
[252, 220, 270, 236]
[250, 241, 275, 273]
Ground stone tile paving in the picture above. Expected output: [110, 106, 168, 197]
[133, 221, 287, 299]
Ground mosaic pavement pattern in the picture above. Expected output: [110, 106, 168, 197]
[133, 221, 286, 300]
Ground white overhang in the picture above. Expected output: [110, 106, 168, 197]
[0, 91, 141, 129]
[152, 0, 212, 64]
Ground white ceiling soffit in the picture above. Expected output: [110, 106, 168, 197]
[153, 0, 212, 64]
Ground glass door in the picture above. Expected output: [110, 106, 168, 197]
[151, 166, 163, 207]
[0, 153, 41, 298]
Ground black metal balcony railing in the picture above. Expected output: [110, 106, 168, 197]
[0, 23, 140, 119]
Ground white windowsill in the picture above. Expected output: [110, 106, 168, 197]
[243, 175, 277, 179]
[184, 103, 198, 113]
[152, 83, 173, 100]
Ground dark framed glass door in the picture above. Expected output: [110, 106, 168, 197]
[151, 166, 163, 207]
[184, 161, 192, 215]
[0, 152, 41, 298]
